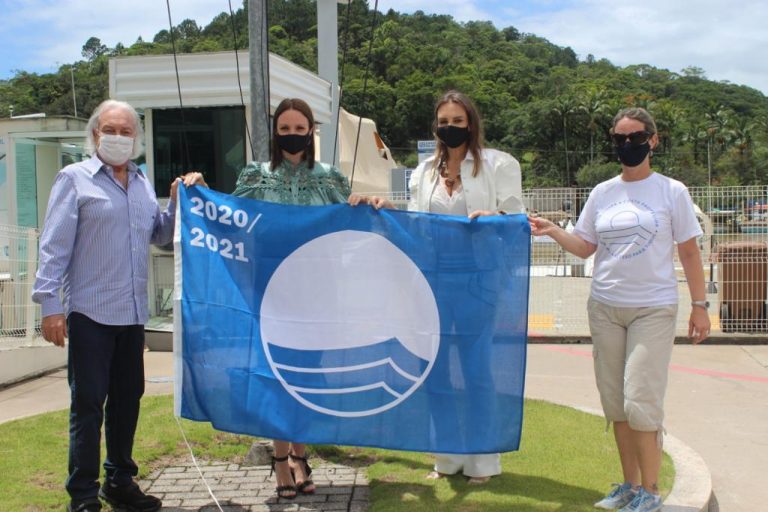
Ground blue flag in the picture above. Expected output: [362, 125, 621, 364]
[174, 186, 530, 453]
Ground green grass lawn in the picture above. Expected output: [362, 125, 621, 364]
[0, 395, 673, 511]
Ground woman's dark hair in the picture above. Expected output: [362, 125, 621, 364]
[270, 98, 315, 170]
[432, 90, 484, 177]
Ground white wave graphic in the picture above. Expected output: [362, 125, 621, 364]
[274, 357, 420, 382]
[290, 382, 402, 399]
[597, 205, 658, 258]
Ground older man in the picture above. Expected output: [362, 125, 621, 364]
[32, 99, 205, 512]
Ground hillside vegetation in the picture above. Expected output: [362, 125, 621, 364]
[2, 0, 767, 186]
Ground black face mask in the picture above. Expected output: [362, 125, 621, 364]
[616, 142, 651, 168]
[276, 133, 311, 155]
[436, 125, 470, 149]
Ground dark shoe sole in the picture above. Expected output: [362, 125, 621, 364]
[296, 479, 315, 494]
[275, 484, 297, 499]
[67, 501, 102, 512]
[97, 490, 161, 512]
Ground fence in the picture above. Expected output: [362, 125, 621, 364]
[689, 186, 768, 333]
[0, 224, 44, 348]
[2, 185, 767, 348]
[388, 185, 768, 337]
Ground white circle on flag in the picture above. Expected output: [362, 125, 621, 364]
[261, 230, 440, 417]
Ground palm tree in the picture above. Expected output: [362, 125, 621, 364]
[731, 117, 755, 157]
[730, 116, 757, 183]
[578, 87, 609, 163]
[551, 95, 578, 185]
[704, 105, 732, 159]
[681, 119, 708, 166]
[653, 100, 683, 156]
[699, 105, 733, 185]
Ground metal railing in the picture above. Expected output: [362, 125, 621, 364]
[0, 224, 44, 347]
[381, 185, 768, 337]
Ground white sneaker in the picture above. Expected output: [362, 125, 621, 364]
[618, 488, 662, 512]
[594, 482, 636, 509]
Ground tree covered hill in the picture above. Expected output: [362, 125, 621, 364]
[2, 0, 767, 186]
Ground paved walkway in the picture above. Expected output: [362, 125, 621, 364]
[141, 460, 368, 511]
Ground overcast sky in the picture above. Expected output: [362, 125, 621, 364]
[1, 0, 766, 94]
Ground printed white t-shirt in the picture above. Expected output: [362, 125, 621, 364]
[574, 172, 702, 307]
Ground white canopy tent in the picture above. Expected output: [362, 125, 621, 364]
[337, 108, 396, 194]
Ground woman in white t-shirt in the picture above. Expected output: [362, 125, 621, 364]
[529, 107, 710, 512]
[349, 90, 523, 483]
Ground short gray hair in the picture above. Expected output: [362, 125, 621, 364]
[84, 99, 145, 159]
[612, 107, 657, 135]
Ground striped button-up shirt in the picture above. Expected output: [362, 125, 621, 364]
[32, 155, 175, 325]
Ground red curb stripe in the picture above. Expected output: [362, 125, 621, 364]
[667, 364, 768, 383]
[544, 346, 592, 358]
[543, 345, 768, 383]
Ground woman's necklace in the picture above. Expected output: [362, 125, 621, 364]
[439, 162, 461, 190]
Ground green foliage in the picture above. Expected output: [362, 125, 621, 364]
[575, 160, 620, 187]
[81, 37, 108, 61]
[1, 0, 767, 185]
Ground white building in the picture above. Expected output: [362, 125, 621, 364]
[0, 116, 87, 230]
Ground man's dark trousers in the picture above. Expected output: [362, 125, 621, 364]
[65, 312, 145, 500]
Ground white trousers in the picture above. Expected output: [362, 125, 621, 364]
[434, 453, 501, 478]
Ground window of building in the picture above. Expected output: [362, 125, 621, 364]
[152, 107, 246, 195]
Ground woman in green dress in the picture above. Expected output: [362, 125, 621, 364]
[232, 98, 351, 499]
[232, 98, 350, 206]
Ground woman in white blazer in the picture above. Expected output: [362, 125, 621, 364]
[350, 90, 523, 483]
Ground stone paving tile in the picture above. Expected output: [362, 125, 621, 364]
[137, 459, 370, 511]
[348, 501, 369, 512]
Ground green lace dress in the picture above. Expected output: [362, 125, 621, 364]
[231, 160, 351, 205]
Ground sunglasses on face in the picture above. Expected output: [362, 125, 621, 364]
[611, 130, 651, 147]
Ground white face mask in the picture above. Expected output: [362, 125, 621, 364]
[97, 133, 134, 165]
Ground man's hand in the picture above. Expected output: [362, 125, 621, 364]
[170, 171, 208, 202]
[41, 314, 67, 347]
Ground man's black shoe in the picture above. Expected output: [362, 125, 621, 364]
[98, 481, 162, 512]
[67, 497, 102, 512]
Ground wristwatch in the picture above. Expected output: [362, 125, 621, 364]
[691, 300, 710, 309]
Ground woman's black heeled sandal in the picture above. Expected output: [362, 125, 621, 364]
[270, 455, 297, 499]
[289, 453, 315, 494]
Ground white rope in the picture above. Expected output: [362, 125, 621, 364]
[173, 415, 225, 511]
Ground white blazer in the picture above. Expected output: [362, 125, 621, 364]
[408, 148, 524, 214]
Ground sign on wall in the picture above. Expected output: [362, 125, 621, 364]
[0, 137, 7, 259]
[417, 140, 436, 163]
[14, 142, 37, 228]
